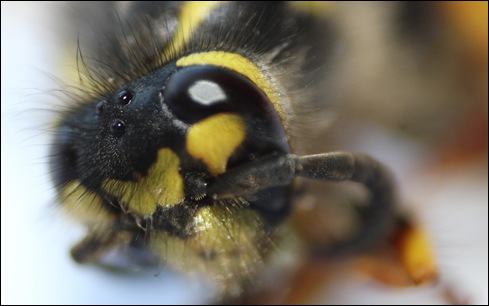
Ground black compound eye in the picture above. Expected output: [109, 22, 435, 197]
[110, 119, 126, 137]
[164, 66, 257, 123]
[118, 89, 133, 105]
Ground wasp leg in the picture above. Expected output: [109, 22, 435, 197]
[298, 152, 397, 255]
[71, 228, 159, 272]
[207, 154, 299, 200]
[208, 152, 396, 254]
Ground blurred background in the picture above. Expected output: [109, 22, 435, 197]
[2, 2, 487, 304]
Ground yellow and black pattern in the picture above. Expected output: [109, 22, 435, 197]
[49, 1, 435, 301]
[50, 1, 330, 298]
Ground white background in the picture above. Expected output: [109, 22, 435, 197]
[2, 2, 487, 304]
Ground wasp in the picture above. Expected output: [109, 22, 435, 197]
[48, 1, 438, 302]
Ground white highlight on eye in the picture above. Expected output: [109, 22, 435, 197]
[188, 80, 226, 106]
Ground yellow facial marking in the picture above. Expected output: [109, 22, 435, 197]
[186, 113, 246, 176]
[102, 148, 184, 217]
[60, 181, 116, 226]
[164, 1, 225, 58]
[176, 51, 284, 121]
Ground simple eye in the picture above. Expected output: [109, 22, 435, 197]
[96, 100, 107, 114]
[164, 66, 247, 122]
[110, 119, 126, 137]
[118, 89, 133, 105]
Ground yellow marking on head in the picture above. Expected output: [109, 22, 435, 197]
[59, 181, 117, 226]
[186, 113, 246, 176]
[102, 148, 184, 217]
[176, 51, 285, 121]
[164, 1, 225, 58]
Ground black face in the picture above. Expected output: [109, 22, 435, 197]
[50, 63, 185, 190]
[50, 63, 291, 220]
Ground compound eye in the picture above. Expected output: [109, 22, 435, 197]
[164, 66, 244, 123]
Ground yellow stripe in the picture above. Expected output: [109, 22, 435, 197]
[186, 113, 246, 176]
[102, 148, 185, 217]
[176, 51, 285, 121]
[164, 1, 225, 58]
